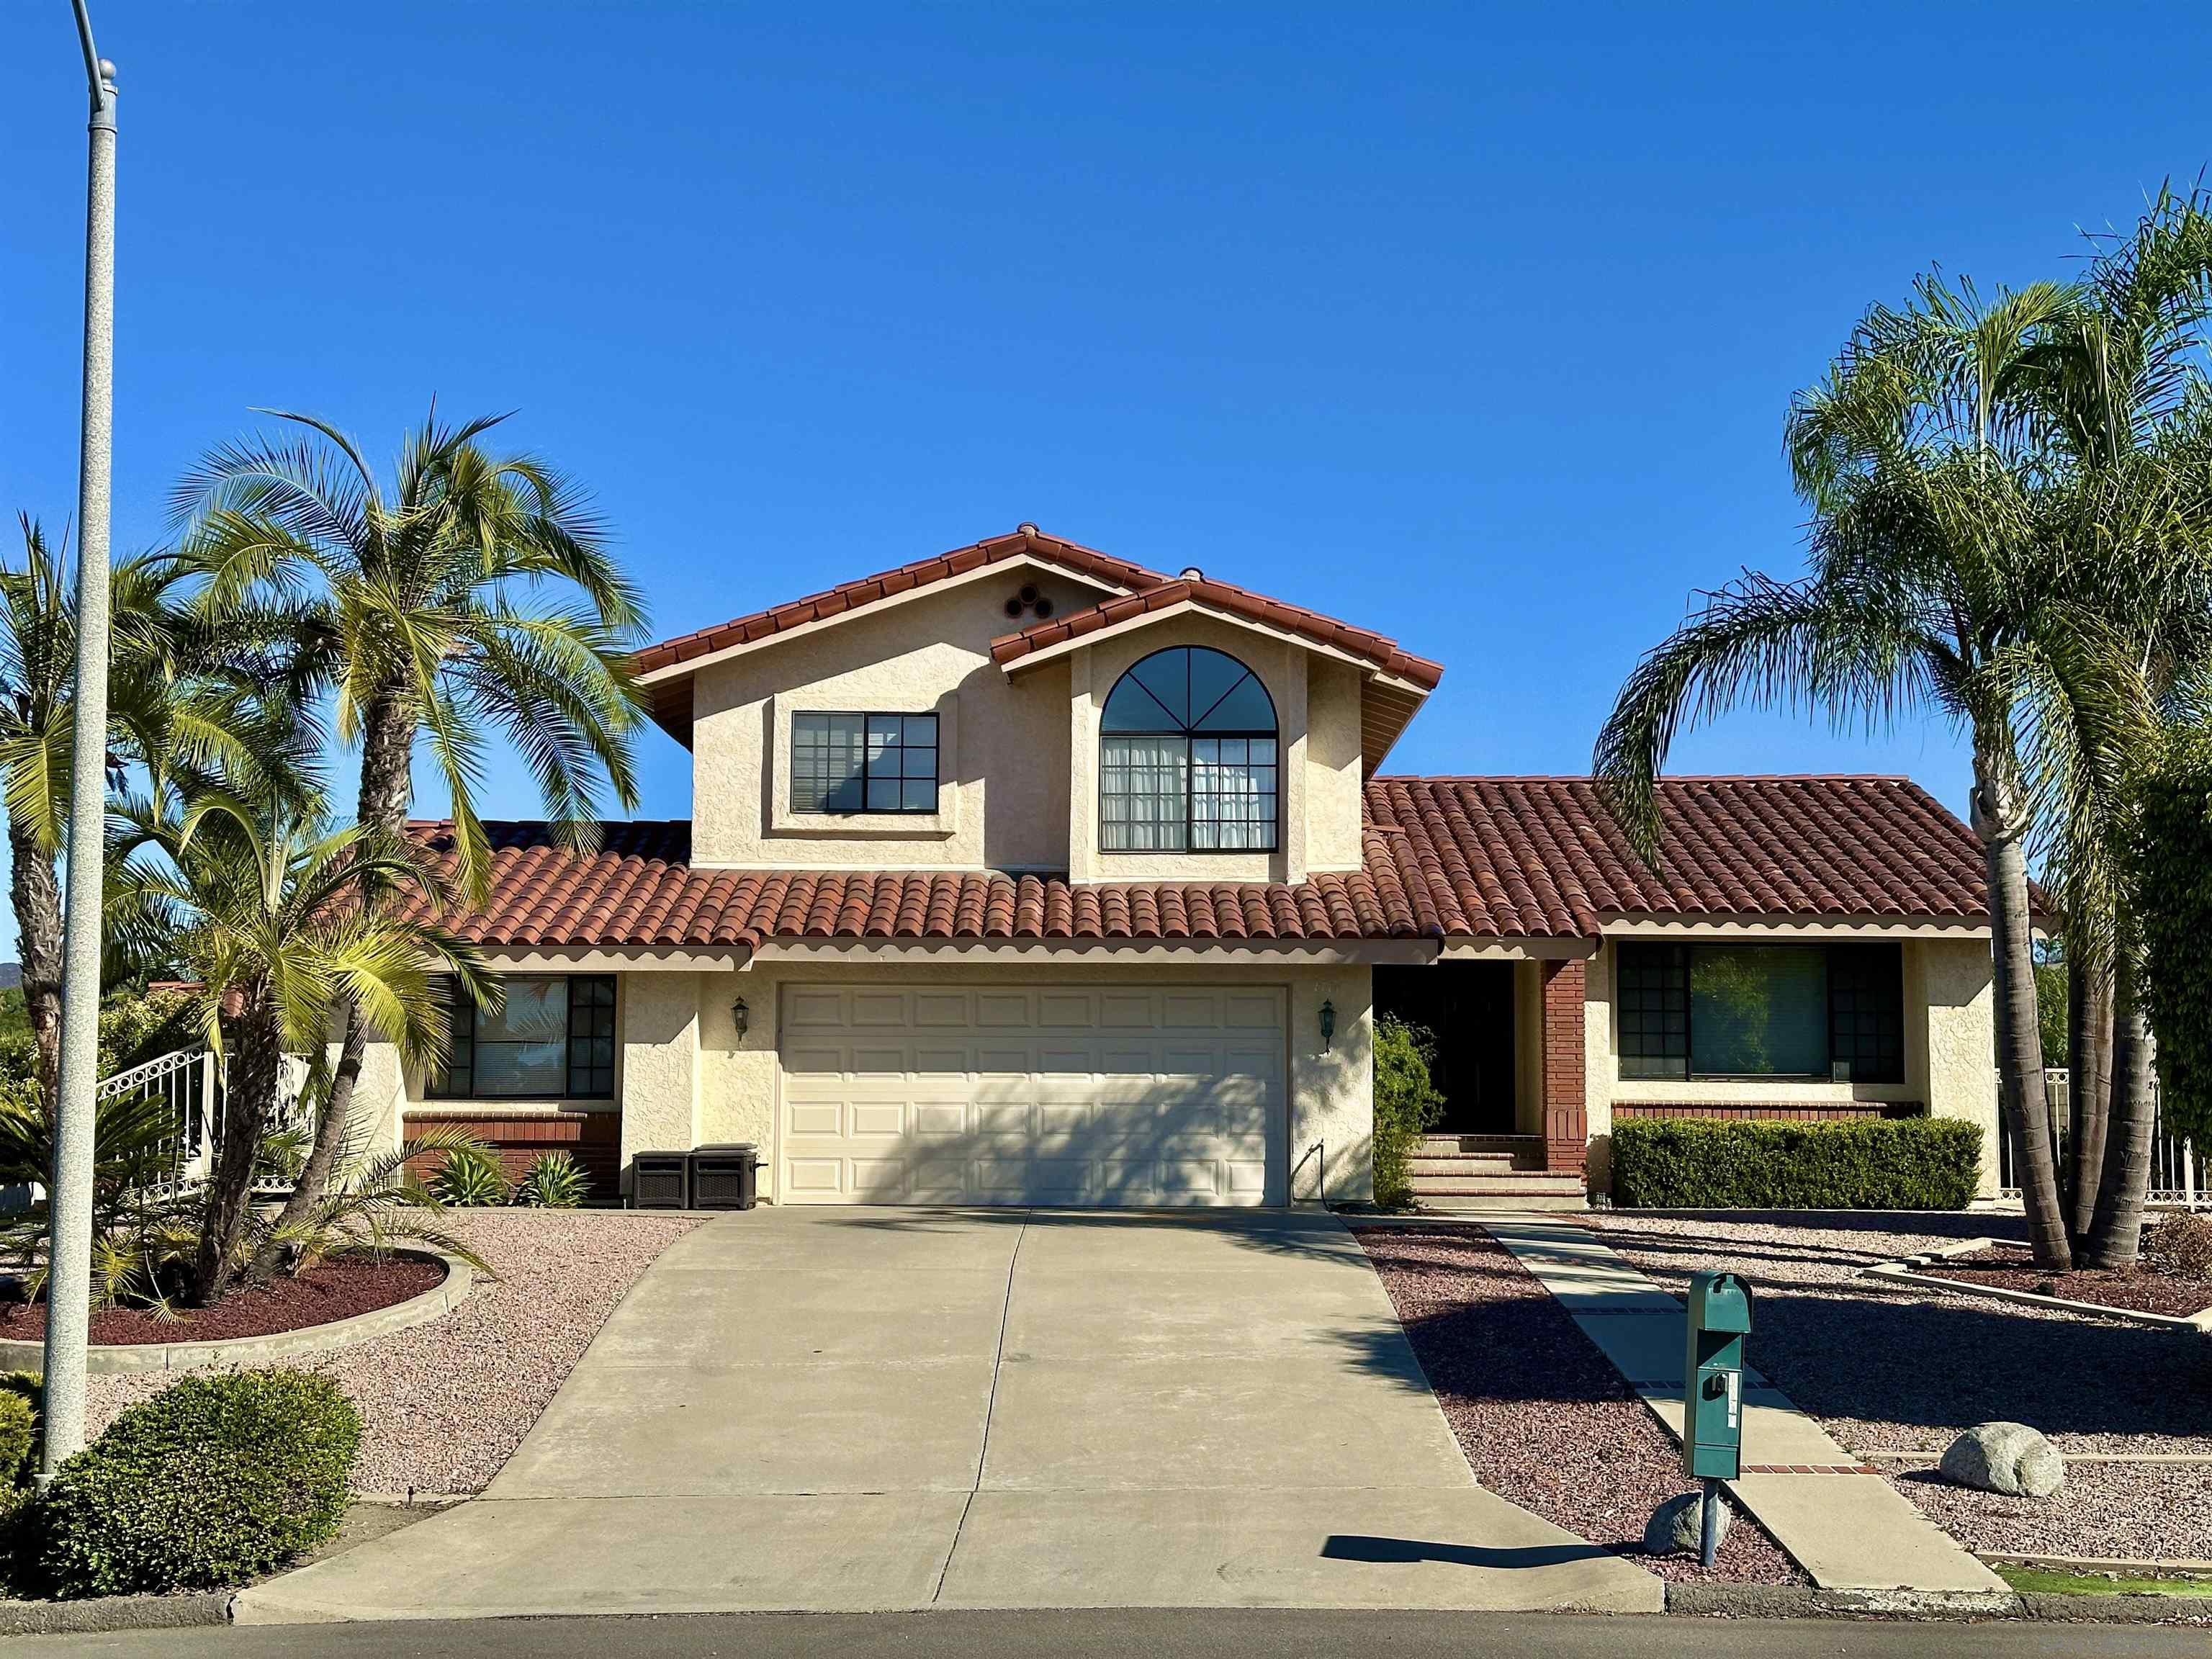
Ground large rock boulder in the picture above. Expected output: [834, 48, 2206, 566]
[1645, 1491, 1730, 1556]
[1939, 1421, 2066, 1496]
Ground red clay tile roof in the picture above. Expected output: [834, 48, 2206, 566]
[1363, 775, 1999, 936]
[631, 527, 1165, 678]
[989, 575, 1445, 691]
[401, 776, 1997, 950]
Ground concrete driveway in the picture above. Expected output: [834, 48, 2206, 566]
[240, 1209, 1658, 1620]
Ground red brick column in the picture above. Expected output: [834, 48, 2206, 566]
[1540, 958, 1588, 1174]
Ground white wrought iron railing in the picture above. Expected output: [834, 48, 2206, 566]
[95, 1047, 313, 1199]
[1997, 1067, 2205, 1209]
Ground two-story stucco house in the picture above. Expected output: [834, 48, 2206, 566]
[361, 526, 2005, 1208]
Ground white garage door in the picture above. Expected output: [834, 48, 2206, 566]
[778, 983, 1285, 1206]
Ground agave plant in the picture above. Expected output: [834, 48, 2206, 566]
[514, 1151, 588, 1210]
[429, 1146, 513, 1210]
[254, 1123, 494, 1280]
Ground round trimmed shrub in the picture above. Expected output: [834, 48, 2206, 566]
[39, 1368, 360, 1596]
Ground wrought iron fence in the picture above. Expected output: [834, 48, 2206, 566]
[95, 1048, 312, 1199]
[1997, 1067, 2205, 1208]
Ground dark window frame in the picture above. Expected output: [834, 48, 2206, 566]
[1614, 941, 1905, 1084]
[1097, 647, 1280, 855]
[791, 711, 940, 817]
[427, 974, 619, 1101]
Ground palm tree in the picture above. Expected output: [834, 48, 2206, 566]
[109, 786, 490, 1305]
[0, 516, 236, 1106]
[169, 409, 648, 1243]
[1596, 276, 2088, 1269]
[2005, 186, 2212, 1265]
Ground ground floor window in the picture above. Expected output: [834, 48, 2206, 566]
[428, 974, 616, 1100]
[1617, 942, 1903, 1082]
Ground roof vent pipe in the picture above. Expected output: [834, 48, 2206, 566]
[1179, 566, 1203, 580]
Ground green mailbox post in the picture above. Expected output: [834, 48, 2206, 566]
[1682, 1271, 1753, 1566]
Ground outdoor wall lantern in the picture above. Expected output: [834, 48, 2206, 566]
[731, 997, 750, 1040]
[1319, 999, 1336, 1051]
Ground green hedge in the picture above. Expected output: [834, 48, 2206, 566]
[38, 1369, 359, 1596]
[1608, 1116, 1982, 1210]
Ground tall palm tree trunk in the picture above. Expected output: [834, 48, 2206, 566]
[6, 822, 64, 1111]
[2083, 931, 2156, 1269]
[193, 999, 282, 1305]
[1974, 751, 2071, 1270]
[253, 694, 415, 1271]
[2064, 948, 2113, 1244]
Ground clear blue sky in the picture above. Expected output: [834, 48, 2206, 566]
[2, 3, 2206, 956]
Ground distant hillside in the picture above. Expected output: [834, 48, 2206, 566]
[0, 964, 19, 992]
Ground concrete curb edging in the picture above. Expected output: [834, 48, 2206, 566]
[0, 1250, 472, 1375]
[1665, 1583, 2022, 1619]
[1859, 1237, 2212, 1336]
[0, 1589, 230, 1637]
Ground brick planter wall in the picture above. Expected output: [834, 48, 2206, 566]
[403, 1111, 621, 1198]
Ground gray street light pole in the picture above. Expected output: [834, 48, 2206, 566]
[42, 0, 119, 1479]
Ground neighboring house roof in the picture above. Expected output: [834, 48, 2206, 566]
[399, 776, 1998, 952]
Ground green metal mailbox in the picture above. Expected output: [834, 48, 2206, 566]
[1682, 1271, 1753, 1482]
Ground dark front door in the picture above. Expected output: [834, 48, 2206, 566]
[1374, 962, 1518, 1136]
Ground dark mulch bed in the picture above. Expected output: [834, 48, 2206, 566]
[1914, 1250, 2212, 1320]
[1357, 1226, 1804, 1585]
[0, 1256, 445, 1346]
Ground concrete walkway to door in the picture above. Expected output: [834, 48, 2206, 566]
[238, 1208, 1659, 1622]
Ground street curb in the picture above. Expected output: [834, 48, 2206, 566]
[1664, 1583, 2020, 1619]
[0, 1249, 471, 1375]
[0, 1589, 229, 1637]
[2016, 1592, 2212, 1624]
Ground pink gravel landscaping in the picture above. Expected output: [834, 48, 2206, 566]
[1578, 1210, 2212, 1562]
[1358, 1225, 1803, 1584]
[85, 1209, 702, 1496]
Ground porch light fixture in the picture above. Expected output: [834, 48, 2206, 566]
[731, 997, 749, 1040]
[1319, 999, 1336, 1051]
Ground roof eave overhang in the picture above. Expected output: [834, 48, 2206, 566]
[742, 937, 1439, 967]
[1599, 914, 1997, 941]
[636, 551, 1146, 746]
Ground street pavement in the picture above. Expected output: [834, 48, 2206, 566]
[13, 1609, 2212, 1659]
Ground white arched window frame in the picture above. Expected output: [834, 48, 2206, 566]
[1098, 646, 1280, 853]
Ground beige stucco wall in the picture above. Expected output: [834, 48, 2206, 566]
[688, 575, 1088, 871]
[1578, 935, 2000, 1197]
[1916, 938, 2001, 1197]
[616, 972, 701, 1176]
[683, 575, 1370, 884]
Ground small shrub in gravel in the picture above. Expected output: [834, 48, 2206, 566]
[1372, 1015, 1445, 1209]
[515, 1151, 588, 1209]
[431, 1146, 513, 1207]
[0, 1389, 35, 1490]
[38, 1368, 359, 1596]
[2145, 1213, 2212, 1282]
[1609, 1117, 1981, 1210]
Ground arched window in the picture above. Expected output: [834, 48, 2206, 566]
[1099, 647, 1278, 852]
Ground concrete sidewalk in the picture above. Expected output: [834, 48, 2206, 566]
[1485, 1218, 2010, 1601]
[238, 1209, 1659, 1622]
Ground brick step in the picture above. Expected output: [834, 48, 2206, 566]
[1410, 1179, 1587, 1197]
[1407, 1153, 1518, 1177]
